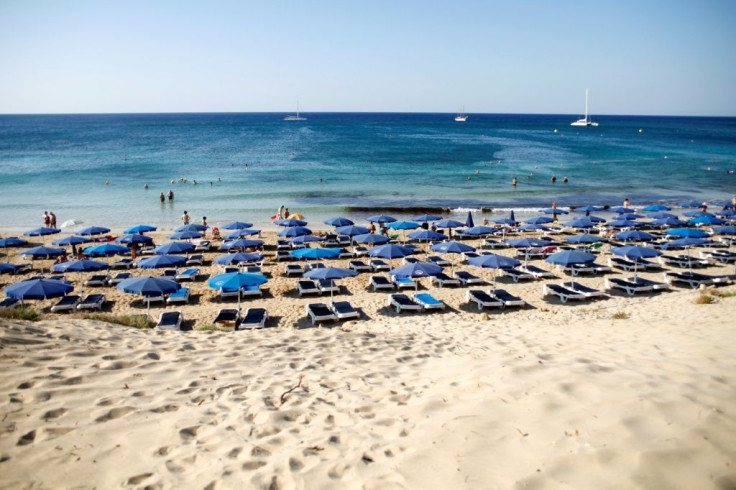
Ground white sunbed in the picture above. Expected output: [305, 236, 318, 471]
[297, 279, 322, 297]
[519, 264, 556, 279]
[156, 311, 182, 331]
[84, 274, 111, 287]
[331, 301, 360, 320]
[50, 295, 81, 313]
[141, 292, 166, 305]
[370, 275, 395, 292]
[489, 289, 525, 308]
[318, 279, 340, 295]
[275, 250, 293, 262]
[501, 268, 535, 282]
[605, 277, 654, 296]
[628, 277, 671, 291]
[542, 284, 587, 303]
[431, 272, 461, 287]
[387, 294, 423, 314]
[305, 303, 338, 325]
[0, 297, 21, 309]
[563, 263, 612, 277]
[562, 281, 607, 298]
[664, 271, 732, 289]
[284, 264, 303, 276]
[453, 270, 484, 285]
[413, 293, 445, 310]
[108, 272, 132, 285]
[338, 248, 355, 259]
[700, 250, 736, 264]
[238, 307, 268, 329]
[213, 308, 240, 328]
[76, 293, 106, 311]
[427, 255, 451, 267]
[166, 287, 190, 304]
[465, 289, 503, 310]
[186, 254, 204, 266]
[349, 260, 370, 272]
[194, 240, 211, 252]
[369, 259, 391, 271]
[175, 268, 199, 281]
[391, 276, 416, 290]
[111, 258, 133, 269]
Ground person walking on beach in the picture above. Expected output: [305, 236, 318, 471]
[181, 210, 190, 225]
[42, 211, 50, 227]
[201, 216, 208, 227]
[278, 205, 284, 220]
[49, 211, 57, 228]
[167, 189, 174, 201]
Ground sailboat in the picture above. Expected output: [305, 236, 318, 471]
[454, 106, 468, 122]
[570, 89, 598, 127]
[284, 98, 307, 121]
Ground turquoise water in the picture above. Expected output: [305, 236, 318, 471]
[0, 113, 734, 232]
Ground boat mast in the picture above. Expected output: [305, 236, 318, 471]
[584, 88, 589, 123]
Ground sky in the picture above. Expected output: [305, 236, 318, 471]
[1, 0, 734, 116]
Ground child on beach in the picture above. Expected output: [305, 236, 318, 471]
[181, 211, 190, 225]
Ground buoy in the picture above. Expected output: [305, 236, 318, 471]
[554, 129, 558, 133]
[638, 129, 643, 133]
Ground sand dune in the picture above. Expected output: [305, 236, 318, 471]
[1, 285, 735, 489]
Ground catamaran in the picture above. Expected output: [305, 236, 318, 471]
[571, 89, 598, 127]
[284, 99, 307, 121]
[455, 106, 468, 122]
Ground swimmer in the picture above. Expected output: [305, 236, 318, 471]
[159, 192, 165, 203]
[562, 177, 568, 184]
[512, 177, 518, 186]
[143, 183, 148, 189]
[623, 198, 630, 208]
[105, 180, 110, 185]
[551, 175, 557, 183]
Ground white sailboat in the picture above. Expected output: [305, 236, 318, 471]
[284, 98, 307, 121]
[455, 106, 468, 122]
[571, 89, 598, 127]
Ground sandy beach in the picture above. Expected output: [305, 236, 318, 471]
[1, 230, 736, 488]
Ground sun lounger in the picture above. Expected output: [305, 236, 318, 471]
[519, 264, 556, 279]
[349, 260, 370, 272]
[142, 292, 165, 305]
[514, 248, 547, 260]
[501, 268, 535, 282]
[239, 285, 263, 298]
[298, 279, 322, 296]
[413, 293, 445, 310]
[160, 269, 177, 278]
[305, 303, 338, 325]
[84, 274, 111, 287]
[276, 240, 291, 250]
[466, 289, 504, 310]
[331, 301, 360, 320]
[77, 293, 106, 311]
[323, 234, 338, 247]
[388, 294, 423, 313]
[391, 276, 416, 290]
[50, 295, 81, 313]
[370, 275, 395, 291]
[563, 282, 606, 298]
[284, 264, 303, 277]
[664, 271, 732, 289]
[352, 246, 369, 257]
[369, 259, 391, 271]
[563, 263, 612, 277]
[462, 252, 480, 262]
[275, 250, 292, 262]
[490, 289, 525, 307]
[194, 240, 211, 252]
[224, 266, 239, 274]
[318, 279, 340, 294]
[605, 277, 653, 296]
[483, 239, 509, 249]
[186, 254, 204, 266]
[156, 311, 182, 331]
[166, 287, 190, 304]
[304, 262, 325, 272]
[700, 250, 736, 264]
[6, 263, 32, 275]
[431, 272, 461, 287]
[336, 236, 351, 246]
[658, 254, 709, 268]
[542, 284, 587, 303]
[175, 268, 199, 281]
[237, 307, 268, 329]
[139, 246, 155, 255]
[0, 297, 20, 309]
[453, 270, 483, 285]
[338, 248, 355, 259]
[402, 256, 419, 265]
[107, 272, 131, 285]
[427, 255, 450, 267]
[214, 308, 240, 328]
[111, 258, 133, 269]
[628, 277, 670, 291]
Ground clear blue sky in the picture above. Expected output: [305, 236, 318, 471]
[1, 0, 734, 115]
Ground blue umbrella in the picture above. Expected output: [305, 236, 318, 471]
[336, 225, 371, 237]
[574, 205, 603, 213]
[505, 238, 552, 248]
[0, 263, 17, 274]
[566, 217, 597, 229]
[435, 219, 465, 229]
[642, 204, 671, 212]
[78, 226, 111, 236]
[168, 231, 203, 240]
[389, 262, 443, 288]
[611, 245, 661, 279]
[609, 206, 634, 214]
[51, 259, 108, 273]
[366, 215, 396, 224]
[678, 200, 701, 208]
[517, 224, 550, 232]
[647, 212, 677, 219]
[116, 234, 154, 245]
[176, 224, 208, 232]
[541, 208, 568, 215]
[368, 244, 415, 259]
[683, 210, 713, 218]
[53, 236, 91, 246]
[586, 215, 607, 223]
[221, 239, 264, 250]
[5, 278, 73, 303]
[387, 221, 420, 230]
[566, 234, 606, 244]
[713, 225, 736, 235]
[465, 212, 475, 228]
[665, 228, 709, 238]
[468, 253, 521, 289]
[689, 216, 724, 226]
[353, 233, 390, 245]
[546, 250, 596, 267]
[650, 217, 687, 227]
[224, 228, 261, 239]
[84, 243, 130, 257]
[290, 235, 324, 244]
[607, 219, 641, 229]
[291, 247, 340, 260]
[0, 237, 28, 248]
[619, 213, 646, 220]
[408, 230, 446, 241]
[154, 242, 196, 255]
[24, 227, 61, 237]
[526, 216, 555, 224]
[661, 237, 711, 249]
[430, 241, 475, 254]
[614, 230, 655, 242]
[274, 218, 308, 227]
[324, 217, 354, 227]
[222, 221, 253, 230]
[463, 226, 496, 236]
[303, 267, 358, 300]
[411, 214, 443, 222]
[278, 226, 312, 238]
[19, 246, 66, 259]
[117, 276, 181, 317]
[123, 224, 157, 234]
[208, 272, 268, 309]
[213, 252, 264, 265]
[716, 209, 736, 218]
[137, 254, 187, 269]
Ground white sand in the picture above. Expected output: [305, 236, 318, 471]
[1, 286, 735, 489]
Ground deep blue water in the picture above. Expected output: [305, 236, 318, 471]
[1, 112, 734, 231]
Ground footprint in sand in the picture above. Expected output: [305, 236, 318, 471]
[17, 381, 35, 389]
[95, 406, 136, 423]
[17, 430, 35, 446]
[241, 460, 267, 471]
[179, 425, 201, 442]
[124, 472, 154, 485]
[42, 408, 67, 420]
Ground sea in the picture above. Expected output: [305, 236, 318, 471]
[1, 112, 735, 233]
